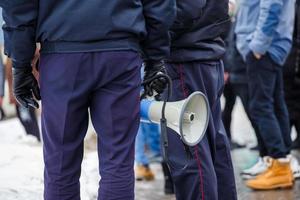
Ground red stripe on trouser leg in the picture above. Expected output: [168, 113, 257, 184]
[178, 64, 205, 200]
[195, 145, 205, 200]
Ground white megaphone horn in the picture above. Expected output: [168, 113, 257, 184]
[140, 92, 210, 146]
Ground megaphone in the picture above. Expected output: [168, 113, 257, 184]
[141, 92, 210, 146]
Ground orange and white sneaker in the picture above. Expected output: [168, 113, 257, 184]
[246, 158, 294, 190]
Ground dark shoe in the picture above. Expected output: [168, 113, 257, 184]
[0, 108, 5, 121]
[164, 183, 175, 195]
[230, 141, 246, 150]
[291, 141, 300, 150]
[161, 162, 175, 195]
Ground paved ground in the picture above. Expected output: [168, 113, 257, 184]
[135, 149, 300, 200]
[0, 98, 300, 200]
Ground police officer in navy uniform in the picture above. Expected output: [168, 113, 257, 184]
[1, 0, 175, 199]
[164, 0, 237, 199]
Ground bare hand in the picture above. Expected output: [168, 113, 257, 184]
[224, 72, 230, 84]
[253, 52, 262, 60]
[32, 44, 40, 71]
[229, 2, 236, 17]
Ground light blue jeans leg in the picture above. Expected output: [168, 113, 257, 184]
[135, 123, 149, 166]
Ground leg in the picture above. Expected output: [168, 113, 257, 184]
[233, 83, 268, 156]
[165, 61, 237, 200]
[40, 53, 91, 200]
[164, 63, 217, 200]
[16, 105, 41, 141]
[88, 51, 142, 200]
[146, 123, 161, 158]
[142, 123, 174, 193]
[135, 123, 155, 181]
[0, 57, 4, 100]
[210, 62, 237, 200]
[295, 119, 300, 139]
[246, 54, 286, 158]
[274, 68, 292, 154]
[291, 119, 300, 149]
[222, 82, 237, 141]
[135, 124, 149, 166]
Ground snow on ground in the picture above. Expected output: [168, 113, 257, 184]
[0, 119, 44, 200]
[0, 118, 101, 200]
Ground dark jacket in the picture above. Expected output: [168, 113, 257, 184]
[223, 21, 248, 84]
[1, 0, 176, 68]
[283, 0, 300, 119]
[168, 0, 230, 62]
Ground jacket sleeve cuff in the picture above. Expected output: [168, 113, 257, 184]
[249, 30, 273, 55]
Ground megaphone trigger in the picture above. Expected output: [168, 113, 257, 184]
[183, 143, 193, 160]
[160, 118, 169, 161]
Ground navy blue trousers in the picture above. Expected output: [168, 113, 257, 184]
[165, 61, 237, 200]
[39, 51, 142, 200]
[246, 53, 291, 158]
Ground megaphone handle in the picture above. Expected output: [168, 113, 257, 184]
[160, 118, 169, 162]
[183, 143, 193, 160]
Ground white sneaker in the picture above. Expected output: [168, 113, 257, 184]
[241, 157, 269, 179]
[288, 154, 300, 179]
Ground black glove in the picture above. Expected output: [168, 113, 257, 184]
[13, 67, 41, 109]
[142, 60, 168, 99]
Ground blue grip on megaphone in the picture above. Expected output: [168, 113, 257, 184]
[140, 99, 153, 121]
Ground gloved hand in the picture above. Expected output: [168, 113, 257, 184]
[142, 60, 168, 99]
[13, 67, 41, 109]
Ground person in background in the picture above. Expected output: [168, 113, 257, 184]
[135, 66, 174, 194]
[135, 122, 175, 194]
[235, 0, 296, 190]
[0, 56, 4, 120]
[5, 57, 41, 141]
[228, 0, 237, 17]
[222, 0, 247, 149]
[284, 0, 300, 150]
[163, 0, 237, 199]
[135, 123, 160, 182]
[0, 8, 5, 120]
[238, 0, 300, 179]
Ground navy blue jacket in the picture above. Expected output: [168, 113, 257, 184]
[223, 21, 248, 84]
[0, 0, 176, 68]
[169, 0, 230, 62]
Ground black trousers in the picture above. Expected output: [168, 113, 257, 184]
[222, 82, 251, 140]
[16, 105, 40, 141]
[291, 119, 300, 143]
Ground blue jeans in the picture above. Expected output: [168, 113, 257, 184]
[246, 53, 291, 158]
[135, 122, 161, 166]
